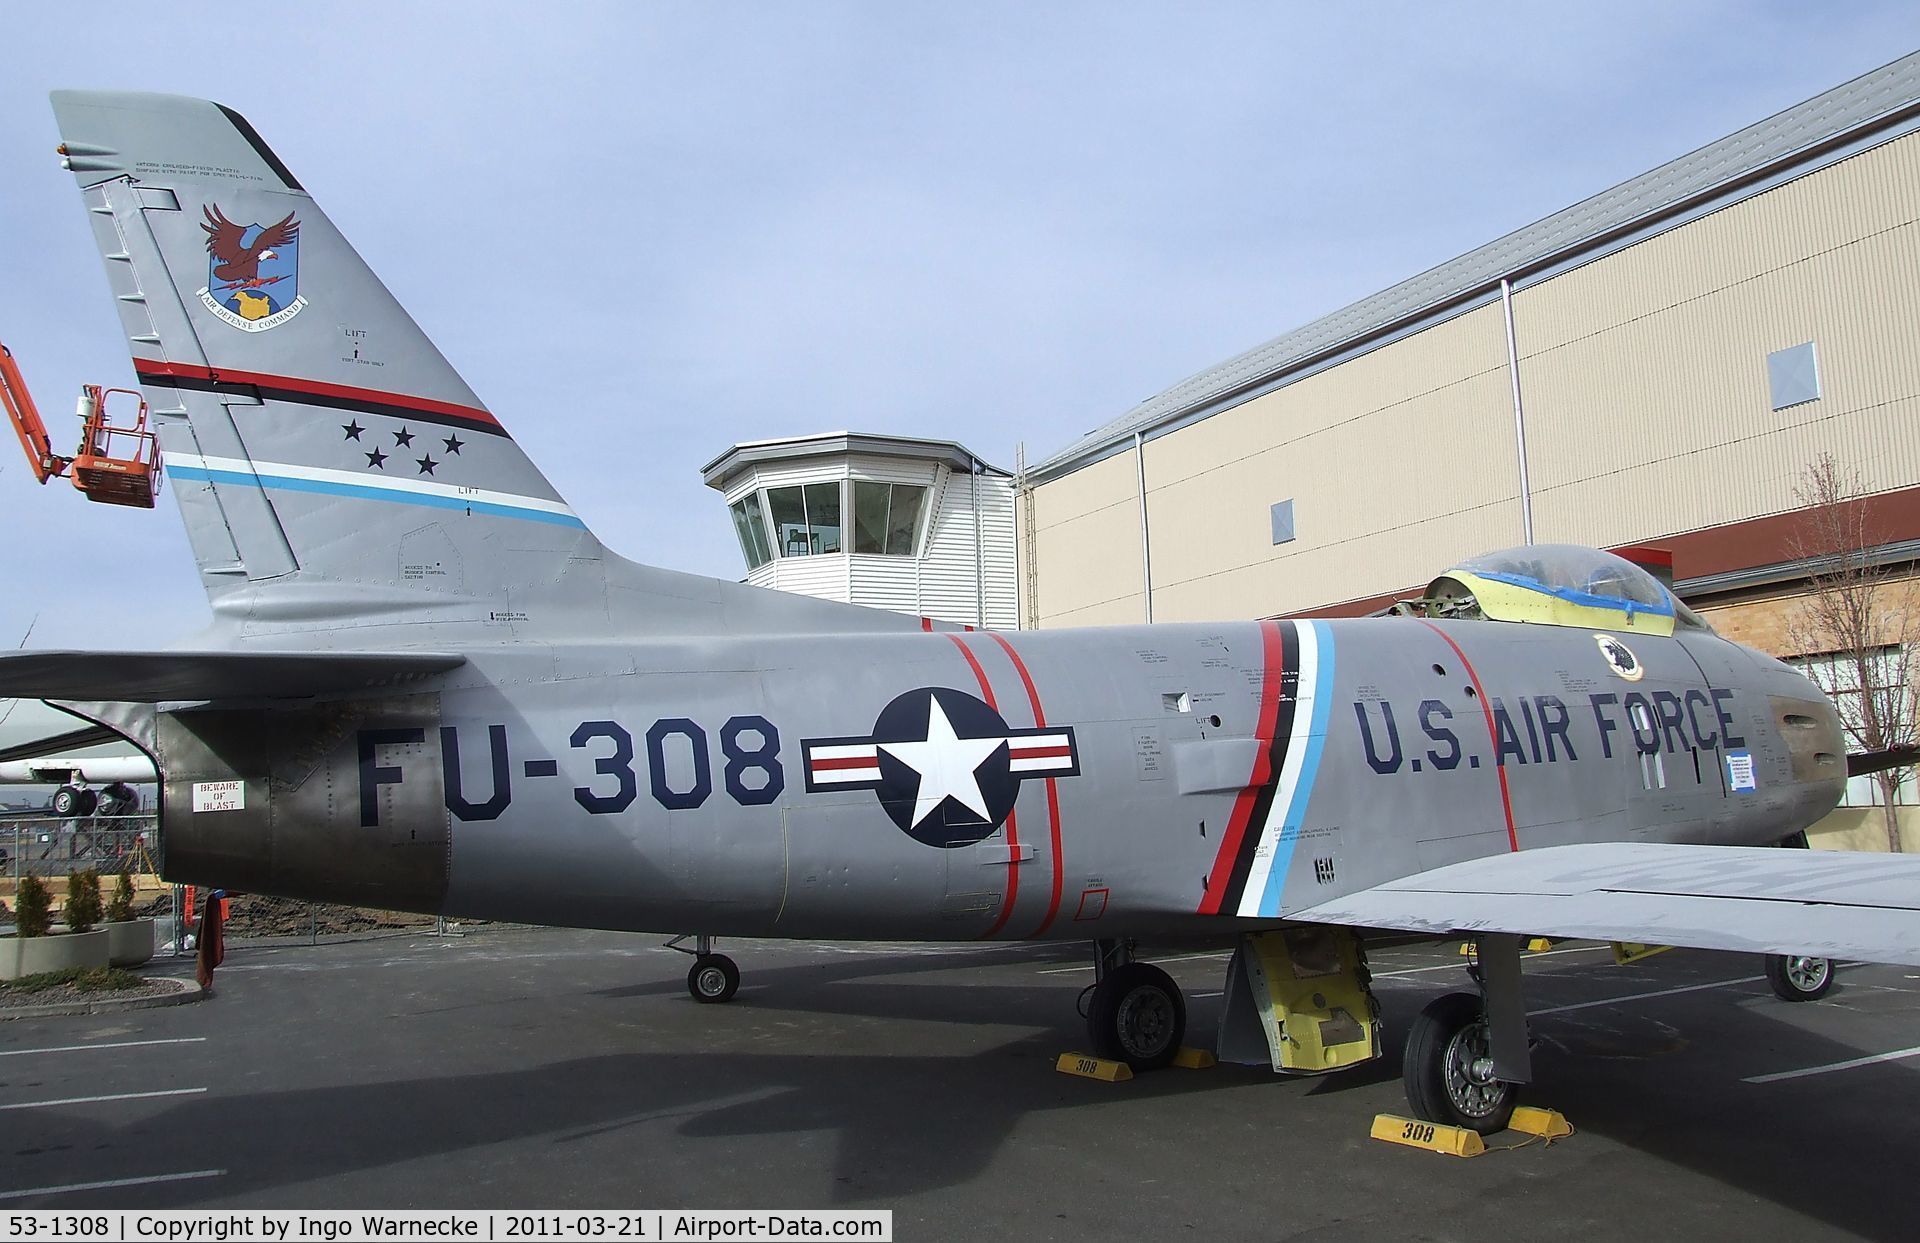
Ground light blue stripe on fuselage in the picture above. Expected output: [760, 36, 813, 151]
[1255, 619, 1336, 918]
[166, 466, 588, 529]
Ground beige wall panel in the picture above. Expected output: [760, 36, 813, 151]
[1520, 132, 1920, 355]
[1519, 155, 1920, 547]
[1136, 305, 1521, 618]
[1031, 450, 1143, 626]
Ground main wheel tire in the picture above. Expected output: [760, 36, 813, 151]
[1403, 991, 1520, 1135]
[1765, 953, 1833, 1001]
[1087, 962, 1186, 1070]
[72, 788, 98, 817]
[51, 786, 80, 818]
[687, 953, 740, 1004]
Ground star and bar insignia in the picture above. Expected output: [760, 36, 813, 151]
[802, 687, 1079, 848]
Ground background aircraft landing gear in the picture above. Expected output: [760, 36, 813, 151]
[1765, 953, 1834, 1001]
[51, 785, 96, 818]
[670, 935, 740, 1004]
[1083, 940, 1186, 1070]
[1402, 991, 1520, 1134]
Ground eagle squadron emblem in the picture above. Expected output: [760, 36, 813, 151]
[196, 204, 306, 331]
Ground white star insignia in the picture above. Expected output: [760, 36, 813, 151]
[879, 696, 1003, 829]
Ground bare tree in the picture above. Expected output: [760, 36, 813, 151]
[1783, 453, 1920, 852]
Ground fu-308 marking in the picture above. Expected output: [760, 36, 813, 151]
[357, 715, 785, 827]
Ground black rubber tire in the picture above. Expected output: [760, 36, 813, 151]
[1402, 991, 1520, 1135]
[687, 953, 740, 1004]
[51, 786, 80, 818]
[1087, 962, 1187, 1070]
[1765, 954, 1834, 1002]
[72, 788, 98, 817]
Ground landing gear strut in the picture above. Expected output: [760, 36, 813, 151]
[1083, 939, 1186, 1070]
[669, 935, 740, 1004]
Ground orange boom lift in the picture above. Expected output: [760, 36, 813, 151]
[2, 340, 161, 508]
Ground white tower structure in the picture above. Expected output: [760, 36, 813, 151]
[703, 433, 1017, 629]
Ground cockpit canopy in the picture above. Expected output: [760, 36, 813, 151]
[1415, 544, 1709, 635]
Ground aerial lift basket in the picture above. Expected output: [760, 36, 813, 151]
[1, 341, 161, 509]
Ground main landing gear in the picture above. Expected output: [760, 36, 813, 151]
[1083, 939, 1187, 1070]
[668, 934, 740, 1004]
[1402, 992, 1519, 1133]
[1400, 935, 1531, 1135]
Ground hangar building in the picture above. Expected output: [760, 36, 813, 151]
[1021, 53, 1920, 846]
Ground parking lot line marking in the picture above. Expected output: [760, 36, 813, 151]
[1529, 976, 1761, 1016]
[0, 1087, 207, 1112]
[1743, 1043, 1920, 1084]
[0, 1037, 207, 1059]
[1374, 946, 1614, 977]
[1038, 951, 1230, 975]
[0, 1169, 226, 1201]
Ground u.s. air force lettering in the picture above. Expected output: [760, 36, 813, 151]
[802, 687, 1080, 847]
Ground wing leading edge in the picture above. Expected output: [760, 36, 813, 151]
[1294, 842, 1920, 968]
[0, 649, 465, 702]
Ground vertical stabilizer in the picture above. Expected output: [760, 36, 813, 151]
[49, 91, 913, 642]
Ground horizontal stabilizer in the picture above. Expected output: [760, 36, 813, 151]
[1295, 842, 1920, 968]
[0, 649, 464, 703]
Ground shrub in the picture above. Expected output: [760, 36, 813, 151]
[64, 869, 102, 934]
[106, 871, 134, 924]
[14, 875, 52, 938]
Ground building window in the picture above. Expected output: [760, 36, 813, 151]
[1768, 341, 1821, 411]
[729, 493, 772, 570]
[1788, 647, 1917, 807]
[1271, 499, 1296, 545]
[765, 482, 845, 557]
[852, 481, 926, 556]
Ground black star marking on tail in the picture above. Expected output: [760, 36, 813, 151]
[366, 448, 388, 469]
[342, 420, 364, 441]
[393, 426, 415, 447]
[442, 435, 464, 455]
[416, 455, 438, 476]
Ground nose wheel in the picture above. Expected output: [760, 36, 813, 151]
[1765, 953, 1834, 1001]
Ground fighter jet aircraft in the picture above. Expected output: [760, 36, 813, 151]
[6, 90, 1920, 1134]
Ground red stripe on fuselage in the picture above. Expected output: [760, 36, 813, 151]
[810, 756, 878, 772]
[947, 635, 1020, 938]
[1199, 620, 1287, 915]
[986, 632, 1068, 938]
[1418, 620, 1519, 852]
[132, 360, 503, 429]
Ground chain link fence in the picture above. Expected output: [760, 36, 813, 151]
[3, 812, 448, 953]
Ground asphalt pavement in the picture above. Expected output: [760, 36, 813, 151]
[1, 926, 1916, 1240]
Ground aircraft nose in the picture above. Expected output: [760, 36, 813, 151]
[1775, 694, 1847, 788]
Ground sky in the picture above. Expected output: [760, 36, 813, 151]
[2, 3, 1919, 744]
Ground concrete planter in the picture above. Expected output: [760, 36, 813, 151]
[1, 929, 110, 980]
[104, 920, 156, 968]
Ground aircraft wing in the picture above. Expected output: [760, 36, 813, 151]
[0, 649, 465, 702]
[1293, 842, 1920, 967]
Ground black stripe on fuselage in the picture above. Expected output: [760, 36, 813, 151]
[135, 371, 513, 439]
[1219, 619, 1302, 913]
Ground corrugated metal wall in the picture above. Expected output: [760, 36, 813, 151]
[1520, 130, 1920, 545]
[1029, 128, 1920, 625]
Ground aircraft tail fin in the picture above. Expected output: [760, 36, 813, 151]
[48, 91, 599, 631]
[48, 90, 921, 643]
